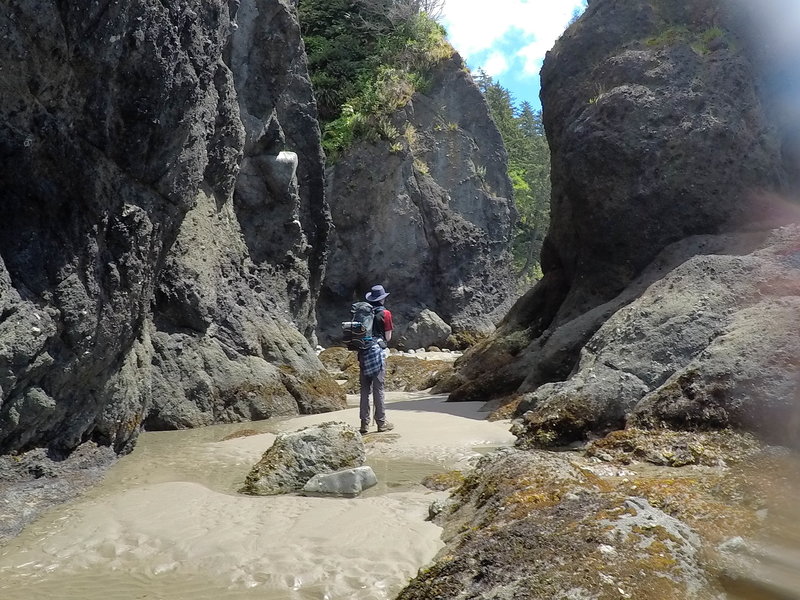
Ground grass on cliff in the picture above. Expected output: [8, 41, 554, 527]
[645, 24, 731, 55]
[298, 0, 453, 161]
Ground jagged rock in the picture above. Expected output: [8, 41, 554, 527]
[0, 0, 343, 453]
[230, 0, 330, 339]
[147, 0, 344, 429]
[240, 422, 365, 495]
[446, 0, 800, 450]
[397, 309, 452, 350]
[317, 53, 516, 345]
[301, 465, 377, 497]
[0, 1, 239, 453]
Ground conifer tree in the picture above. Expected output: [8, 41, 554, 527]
[476, 71, 551, 285]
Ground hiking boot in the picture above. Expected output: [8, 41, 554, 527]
[377, 421, 394, 432]
[359, 423, 369, 434]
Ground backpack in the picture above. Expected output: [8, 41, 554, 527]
[342, 301, 376, 351]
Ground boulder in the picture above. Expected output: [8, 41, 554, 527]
[301, 466, 378, 497]
[240, 422, 365, 495]
[317, 347, 357, 373]
[398, 310, 453, 350]
[399, 449, 718, 599]
[514, 225, 800, 449]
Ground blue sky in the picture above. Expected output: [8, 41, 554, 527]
[440, 0, 588, 112]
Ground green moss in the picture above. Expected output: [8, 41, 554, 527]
[645, 25, 691, 47]
[301, 3, 454, 161]
[220, 428, 261, 441]
[446, 330, 490, 351]
[644, 24, 731, 56]
[341, 355, 453, 394]
[422, 470, 466, 491]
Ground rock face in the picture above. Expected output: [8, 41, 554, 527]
[240, 421, 365, 495]
[316, 54, 516, 346]
[447, 0, 800, 448]
[397, 309, 452, 350]
[147, 0, 345, 429]
[0, 0, 343, 456]
[514, 226, 800, 448]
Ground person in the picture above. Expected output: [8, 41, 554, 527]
[359, 284, 394, 434]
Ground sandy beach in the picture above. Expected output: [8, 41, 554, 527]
[0, 392, 514, 600]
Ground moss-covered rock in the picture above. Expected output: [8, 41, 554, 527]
[240, 421, 364, 495]
[398, 437, 800, 600]
[317, 346, 356, 372]
[422, 470, 466, 491]
[337, 355, 454, 393]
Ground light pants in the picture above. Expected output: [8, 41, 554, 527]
[359, 366, 386, 426]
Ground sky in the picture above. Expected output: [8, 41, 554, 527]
[440, 0, 588, 111]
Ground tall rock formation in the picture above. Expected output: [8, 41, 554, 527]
[447, 0, 800, 447]
[0, 0, 343, 455]
[316, 54, 516, 346]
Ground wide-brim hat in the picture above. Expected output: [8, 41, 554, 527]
[365, 284, 389, 302]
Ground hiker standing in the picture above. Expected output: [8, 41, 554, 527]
[359, 284, 394, 434]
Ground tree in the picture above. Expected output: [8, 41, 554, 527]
[478, 74, 551, 286]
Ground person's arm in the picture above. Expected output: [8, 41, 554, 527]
[383, 310, 393, 343]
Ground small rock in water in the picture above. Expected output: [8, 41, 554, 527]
[301, 466, 377, 497]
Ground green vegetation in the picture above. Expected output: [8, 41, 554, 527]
[298, 0, 452, 160]
[475, 71, 551, 287]
[644, 24, 730, 55]
[299, 2, 550, 284]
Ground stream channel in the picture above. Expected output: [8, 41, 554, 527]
[0, 392, 515, 600]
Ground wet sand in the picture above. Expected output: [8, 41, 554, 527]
[0, 392, 514, 600]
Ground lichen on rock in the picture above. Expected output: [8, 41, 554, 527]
[240, 421, 365, 495]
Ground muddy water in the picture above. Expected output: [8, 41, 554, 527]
[0, 394, 514, 600]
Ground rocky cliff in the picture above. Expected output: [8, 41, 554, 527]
[316, 54, 517, 347]
[398, 3, 800, 598]
[445, 0, 800, 449]
[0, 0, 344, 460]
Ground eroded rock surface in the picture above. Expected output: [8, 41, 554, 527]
[514, 224, 800, 449]
[0, 0, 344, 458]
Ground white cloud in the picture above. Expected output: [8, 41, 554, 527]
[482, 51, 510, 77]
[441, 0, 585, 74]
